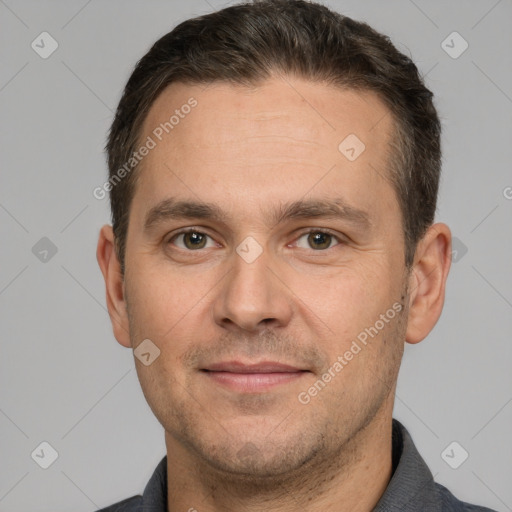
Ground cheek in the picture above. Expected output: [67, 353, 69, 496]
[126, 264, 213, 341]
[294, 260, 394, 340]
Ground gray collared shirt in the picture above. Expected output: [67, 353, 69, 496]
[97, 419, 496, 511]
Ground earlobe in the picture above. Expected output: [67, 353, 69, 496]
[405, 223, 452, 345]
[96, 225, 131, 348]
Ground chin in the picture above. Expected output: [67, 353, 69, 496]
[189, 428, 326, 482]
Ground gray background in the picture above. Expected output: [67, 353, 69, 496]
[1, 0, 511, 510]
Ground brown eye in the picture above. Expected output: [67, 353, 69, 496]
[294, 231, 340, 251]
[172, 231, 214, 250]
[184, 232, 206, 249]
[307, 232, 333, 250]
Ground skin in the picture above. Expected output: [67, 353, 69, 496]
[97, 76, 451, 512]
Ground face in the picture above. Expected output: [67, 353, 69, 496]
[121, 77, 410, 478]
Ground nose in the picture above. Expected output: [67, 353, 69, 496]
[212, 246, 293, 333]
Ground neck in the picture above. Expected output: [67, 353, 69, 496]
[165, 410, 394, 512]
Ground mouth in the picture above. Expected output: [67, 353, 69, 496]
[200, 361, 309, 393]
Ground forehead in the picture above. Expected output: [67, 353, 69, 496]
[135, 77, 396, 219]
[142, 77, 393, 152]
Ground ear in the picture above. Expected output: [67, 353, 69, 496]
[96, 225, 131, 348]
[405, 222, 452, 344]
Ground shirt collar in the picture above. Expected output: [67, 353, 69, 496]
[373, 418, 437, 511]
[140, 453, 167, 510]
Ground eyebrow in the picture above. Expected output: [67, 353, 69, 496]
[143, 197, 372, 232]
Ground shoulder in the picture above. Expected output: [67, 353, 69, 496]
[96, 495, 142, 512]
[94, 455, 167, 512]
[435, 481, 497, 511]
[379, 419, 498, 512]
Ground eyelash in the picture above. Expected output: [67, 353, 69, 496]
[167, 228, 344, 251]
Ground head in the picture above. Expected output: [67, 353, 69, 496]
[98, 0, 451, 483]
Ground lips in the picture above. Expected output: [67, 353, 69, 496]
[203, 361, 303, 373]
[201, 360, 308, 392]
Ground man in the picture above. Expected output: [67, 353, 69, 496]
[96, 1, 496, 510]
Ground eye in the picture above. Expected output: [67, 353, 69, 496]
[295, 231, 340, 250]
[170, 230, 217, 250]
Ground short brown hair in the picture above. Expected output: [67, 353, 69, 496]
[106, 0, 441, 272]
